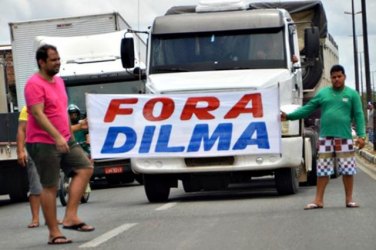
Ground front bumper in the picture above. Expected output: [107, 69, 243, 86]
[132, 137, 303, 174]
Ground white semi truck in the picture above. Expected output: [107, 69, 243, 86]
[122, 0, 338, 202]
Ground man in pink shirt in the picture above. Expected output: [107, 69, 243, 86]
[25, 44, 94, 245]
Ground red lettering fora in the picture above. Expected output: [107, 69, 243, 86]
[224, 93, 263, 119]
[180, 97, 219, 120]
[143, 97, 175, 121]
[104, 98, 138, 122]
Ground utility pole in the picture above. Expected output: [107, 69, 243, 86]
[359, 52, 364, 104]
[360, 0, 375, 150]
[344, 0, 361, 92]
[360, 0, 371, 102]
[372, 71, 376, 99]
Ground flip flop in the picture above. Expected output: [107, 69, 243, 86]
[27, 222, 40, 228]
[63, 222, 95, 232]
[48, 236, 72, 245]
[304, 203, 323, 210]
[346, 202, 359, 208]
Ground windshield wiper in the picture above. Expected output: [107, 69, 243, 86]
[214, 66, 250, 71]
[153, 67, 190, 73]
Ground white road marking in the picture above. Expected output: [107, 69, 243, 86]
[358, 164, 376, 180]
[155, 202, 178, 211]
[79, 223, 137, 248]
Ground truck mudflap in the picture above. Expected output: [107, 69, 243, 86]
[303, 128, 319, 186]
[0, 160, 28, 202]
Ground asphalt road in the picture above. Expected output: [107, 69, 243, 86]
[0, 157, 375, 250]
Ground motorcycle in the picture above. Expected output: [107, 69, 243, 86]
[58, 141, 91, 206]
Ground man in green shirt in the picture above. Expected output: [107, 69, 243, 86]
[281, 64, 366, 210]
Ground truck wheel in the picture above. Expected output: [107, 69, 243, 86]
[9, 167, 28, 203]
[275, 168, 299, 195]
[144, 175, 170, 203]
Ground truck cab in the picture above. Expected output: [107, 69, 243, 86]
[123, 0, 334, 202]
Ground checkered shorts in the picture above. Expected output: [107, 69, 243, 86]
[317, 137, 356, 176]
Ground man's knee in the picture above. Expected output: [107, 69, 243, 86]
[77, 167, 93, 178]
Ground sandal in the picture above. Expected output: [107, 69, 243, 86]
[48, 236, 72, 245]
[27, 222, 40, 228]
[63, 222, 95, 232]
[304, 203, 323, 210]
[346, 202, 359, 208]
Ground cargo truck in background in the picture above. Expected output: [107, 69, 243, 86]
[9, 12, 146, 109]
[2, 12, 146, 190]
[0, 57, 28, 202]
[122, 0, 339, 202]
[35, 30, 146, 184]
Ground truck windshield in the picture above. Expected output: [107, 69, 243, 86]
[150, 29, 286, 74]
[65, 80, 143, 113]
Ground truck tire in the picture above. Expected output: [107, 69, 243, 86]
[144, 175, 170, 203]
[275, 168, 299, 195]
[9, 166, 29, 203]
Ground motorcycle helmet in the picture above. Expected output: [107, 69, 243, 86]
[68, 104, 81, 123]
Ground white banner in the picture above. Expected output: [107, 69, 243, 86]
[87, 87, 281, 159]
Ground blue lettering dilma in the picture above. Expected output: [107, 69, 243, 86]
[101, 122, 270, 154]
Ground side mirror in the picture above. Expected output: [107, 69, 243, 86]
[121, 37, 135, 69]
[303, 27, 320, 59]
[302, 27, 323, 90]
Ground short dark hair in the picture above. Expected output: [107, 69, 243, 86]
[330, 64, 345, 75]
[35, 44, 57, 69]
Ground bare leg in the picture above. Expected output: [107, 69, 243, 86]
[342, 175, 354, 204]
[28, 194, 40, 227]
[40, 186, 67, 241]
[63, 168, 93, 228]
[312, 176, 330, 206]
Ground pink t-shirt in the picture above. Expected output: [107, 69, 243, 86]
[24, 73, 71, 144]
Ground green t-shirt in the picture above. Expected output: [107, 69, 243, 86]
[287, 86, 365, 139]
[74, 130, 90, 153]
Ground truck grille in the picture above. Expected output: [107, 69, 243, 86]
[185, 156, 235, 167]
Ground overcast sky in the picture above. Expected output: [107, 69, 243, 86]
[0, 0, 375, 90]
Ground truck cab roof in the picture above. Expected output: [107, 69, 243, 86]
[152, 9, 285, 34]
[163, 1, 327, 38]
